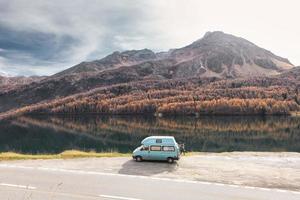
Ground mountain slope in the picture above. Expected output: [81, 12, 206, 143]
[0, 31, 296, 113]
[0, 76, 45, 93]
[1, 67, 300, 119]
[164, 31, 293, 78]
[2, 67, 299, 119]
[56, 31, 294, 79]
[55, 49, 157, 77]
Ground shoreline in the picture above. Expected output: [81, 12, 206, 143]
[1, 110, 299, 121]
[1, 150, 299, 161]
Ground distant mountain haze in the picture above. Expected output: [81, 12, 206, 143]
[0, 31, 298, 115]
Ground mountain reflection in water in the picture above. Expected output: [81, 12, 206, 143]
[0, 115, 299, 154]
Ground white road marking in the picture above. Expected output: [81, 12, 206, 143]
[0, 164, 299, 195]
[275, 189, 288, 193]
[104, 168, 114, 171]
[258, 188, 271, 191]
[214, 183, 226, 186]
[100, 194, 142, 200]
[244, 186, 256, 189]
[228, 184, 239, 188]
[0, 183, 36, 190]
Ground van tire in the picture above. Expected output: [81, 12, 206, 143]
[135, 156, 143, 162]
[167, 157, 174, 163]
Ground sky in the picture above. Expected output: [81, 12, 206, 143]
[0, 0, 299, 76]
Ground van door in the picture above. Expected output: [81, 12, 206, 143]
[149, 145, 162, 160]
[139, 146, 149, 160]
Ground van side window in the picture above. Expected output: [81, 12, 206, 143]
[150, 145, 161, 151]
[142, 146, 149, 151]
[162, 146, 175, 151]
[156, 139, 162, 143]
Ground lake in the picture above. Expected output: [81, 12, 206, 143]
[0, 115, 300, 154]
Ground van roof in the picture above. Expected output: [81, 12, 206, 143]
[141, 136, 177, 145]
[145, 136, 175, 139]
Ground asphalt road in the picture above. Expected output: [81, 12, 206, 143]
[0, 164, 299, 200]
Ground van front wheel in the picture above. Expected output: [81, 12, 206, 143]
[167, 157, 174, 163]
[135, 156, 143, 162]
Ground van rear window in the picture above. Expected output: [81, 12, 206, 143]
[150, 145, 161, 151]
[162, 146, 175, 151]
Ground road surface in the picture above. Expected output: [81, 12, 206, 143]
[0, 163, 299, 200]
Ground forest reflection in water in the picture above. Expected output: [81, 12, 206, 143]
[0, 114, 299, 154]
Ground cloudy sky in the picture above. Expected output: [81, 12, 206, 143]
[0, 0, 299, 76]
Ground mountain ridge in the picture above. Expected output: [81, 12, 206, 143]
[55, 48, 157, 77]
[54, 31, 294, 79]
[0, 31, 297, 115]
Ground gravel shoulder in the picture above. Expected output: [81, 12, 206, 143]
[1, 152, 300, 191]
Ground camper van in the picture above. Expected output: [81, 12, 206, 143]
[132, 136, 180, 163]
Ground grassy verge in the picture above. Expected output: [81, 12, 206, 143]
[0, 150, 202, 161]
[0, 150, 131, 161]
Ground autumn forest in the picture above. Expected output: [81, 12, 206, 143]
[1, 67, 298, 119]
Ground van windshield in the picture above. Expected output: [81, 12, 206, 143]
[141, 146, 149, 151]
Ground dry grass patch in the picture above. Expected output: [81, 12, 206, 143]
[0, 150, 131, 161]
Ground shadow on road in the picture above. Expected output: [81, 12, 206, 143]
[118, 159, 178, 176]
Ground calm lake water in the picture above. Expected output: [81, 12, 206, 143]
[0, 115, 300, 154]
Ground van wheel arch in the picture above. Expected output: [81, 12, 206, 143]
[135, 156, 143, 162]
[167, 157, 174, 163]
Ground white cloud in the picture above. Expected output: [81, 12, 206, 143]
[0, 0, 299, 76]
[143, 0, 300, 65]
[0, 0, 150, 75]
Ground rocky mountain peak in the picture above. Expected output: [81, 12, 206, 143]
[190, 31, 255, 49]
[167, 31, 294, 78]
[100, 49, 156, 65]
[56, 31, 294, 79]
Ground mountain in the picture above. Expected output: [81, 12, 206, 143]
[56, 31, 293, 79]
[55, 49, 157, 76]
[2, 66, 299, 119]
[278, 66, 300, 80]
[0, 76, 45, 93]
[0, 31, 297, 114]
[165, 31, 293, 78]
